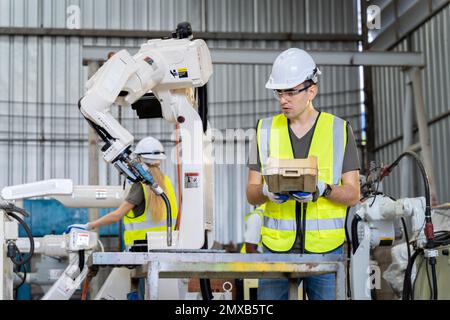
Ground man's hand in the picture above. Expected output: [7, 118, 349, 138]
[245, 243, 259, 253]
[311, 180, 328, 202]
[262, 184, 289, 204]
[316, 180, 327, 197]
[65, 223, 91, 233]
[289, 191, 313, 202]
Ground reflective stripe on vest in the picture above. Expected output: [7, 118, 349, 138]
[257, 112, 348, 253]
[123, 176, 178, 246]
[264, 216, 345, 231]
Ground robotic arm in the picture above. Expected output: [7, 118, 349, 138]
[79, 25, 213, 249]
[79, 34, 212, 185]
[349, 194, 426, 299]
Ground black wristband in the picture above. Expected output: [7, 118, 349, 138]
[323, 184, 333, 198]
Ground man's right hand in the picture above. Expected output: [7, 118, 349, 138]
[262, 184, 288, 204]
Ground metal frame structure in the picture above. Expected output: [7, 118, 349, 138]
[368, 0, 449, 50]
[0, 27, 362, 43]
[92, 251, 346, 300]
[82, 46, 438, 204]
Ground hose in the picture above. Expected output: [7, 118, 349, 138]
[344, 207, 352, 299]
[160, 192, 172, 246]
[400, 217, 412, 265]
[429, 257, 438, 300]
[81, 277, 91, 300]
[134, 162, 173, 246]
[4, 210, 34, 266]
[402, 249, 421, 300]
[175, 123, 183, 231]
[200, 234, 214, 300]
[13, 255, 27, 290]
[351, 215, 362, 254]
[78, 250, 85, 273]
[382, 151, 437, 299]
[200, 278, 214, 300]
[81, 265, 100, 300]
[382, 151, 432, 243]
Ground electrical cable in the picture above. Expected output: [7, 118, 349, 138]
[381, 151, 437, 299]
[97, 239, 105, 252]
[344, 207, 352, 299]
[13, 255, 27, 290]
[425, 258, 433, 300]
[402, 249, 421, 300]
[81, 278, 91, 300]
[351, 214, 362, 254]
[200, 234, 214, 300]
[369, 179, 380, 207]
[200, 279, 214, 300]
[401, 217, 412, 263]
[175, 123, 182, 231]
[3, 209, 34, 266]
[160, 192, 172, 246]
[429, 258, 438, 300]
[382, 151, 432, 241]
[78, 250, 85, 273]
[412, 256, 425, 299]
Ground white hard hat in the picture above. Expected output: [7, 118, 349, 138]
[265, 48, 321, 90]
[134, 136, 166, 162]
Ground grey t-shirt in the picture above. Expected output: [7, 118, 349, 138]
[247, 113, 360, 253]
[125, 183, 146, 217]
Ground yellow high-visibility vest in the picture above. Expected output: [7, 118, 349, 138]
[257, 112, 347, 253]
[123, 176, 178, 247]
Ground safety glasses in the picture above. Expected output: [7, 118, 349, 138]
[138, 151, 165, 155]
[273, 82, 313, 101]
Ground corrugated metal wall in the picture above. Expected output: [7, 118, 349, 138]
[0, 0, 360, 244]
[372, 5, 450, 202]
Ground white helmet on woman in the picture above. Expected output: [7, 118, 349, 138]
[134, 136, 166, 163]
[265, 48, 321, 90]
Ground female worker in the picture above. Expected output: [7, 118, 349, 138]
[67, 136, 178, 251]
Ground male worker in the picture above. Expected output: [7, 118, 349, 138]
[246, 48, 360, 300]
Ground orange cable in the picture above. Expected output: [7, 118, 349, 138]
[175, 123, 182, 230]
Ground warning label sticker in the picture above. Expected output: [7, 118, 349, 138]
[178, 67, 188, 78]
[96, 189, 107, 199]
[185, 172, 199, 188]
[76, 233, 90, 247]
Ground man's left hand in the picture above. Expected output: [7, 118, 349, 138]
[312, 180, 328, 202]
[316, 180, 327, 197]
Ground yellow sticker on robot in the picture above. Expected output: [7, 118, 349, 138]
[178, 68, 188, 78]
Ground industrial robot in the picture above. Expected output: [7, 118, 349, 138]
[0, 179, 124, 299]
[78, 22, 214, 251]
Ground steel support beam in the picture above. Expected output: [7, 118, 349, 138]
[93, 251, 346, 300]
[401, 74, 414, 198]
[372, 110, 450, 151]
[82, 46, 425, 67]
[86, 61, 101, 298]
[408, 67, 439, 205]
[0, 27, 362, 42]
[369, 0, 449, 50]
